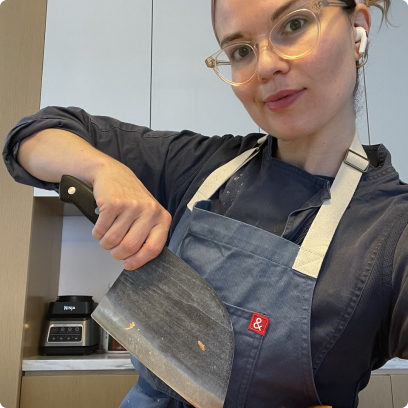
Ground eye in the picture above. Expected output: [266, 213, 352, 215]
[283, 17, 306, 34]
[229, 45, 254, 63]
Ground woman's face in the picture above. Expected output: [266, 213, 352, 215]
[214, 0, 366, 141]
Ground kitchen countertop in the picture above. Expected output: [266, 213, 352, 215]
[372, 358, 408, 374]
[22, 354, 408, 374]
[23, 351, 133, 372]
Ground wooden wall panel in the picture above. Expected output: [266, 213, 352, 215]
[20, 374, 138, 408]
[358, 375, 394, 408]
[23, 197, 63, 359]
[391, 375, 408, 408]
[0, 0, 47, 407]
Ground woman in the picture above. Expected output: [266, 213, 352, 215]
[3, 0, 405, 406]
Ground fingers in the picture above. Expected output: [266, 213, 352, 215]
[95, 199, 171, 260]
[109, 214, 157, 261]
[88, 162, 172, 268]
[91, 197, 172, 268]
[97, 210, 138, 251]
[91, 197, 130, 242]
[92, 211, 125, 245]
[122, 220, 171, 270]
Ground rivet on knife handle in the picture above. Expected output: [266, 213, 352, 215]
[59, 175, 99, 224]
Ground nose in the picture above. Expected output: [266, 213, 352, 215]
[255, 40, 290, 82]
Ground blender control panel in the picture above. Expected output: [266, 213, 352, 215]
[48, 325, 83, 343]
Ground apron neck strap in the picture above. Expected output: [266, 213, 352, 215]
[187, 131, 369, 280]
[293, 130, 369, 278]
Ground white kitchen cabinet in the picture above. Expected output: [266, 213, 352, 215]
[38, 0, 261, 302]
[41, 0, 152, 126]
[37, 0, 155, 299]
[151, 0, 259, 136]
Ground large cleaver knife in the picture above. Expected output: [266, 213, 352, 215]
[59, 175, 234, 408]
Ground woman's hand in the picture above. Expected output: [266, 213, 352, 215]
[18, 128, 171, 270]
[91, 158, 172, 270]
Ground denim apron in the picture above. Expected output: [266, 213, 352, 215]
[120, 131, 369, 408]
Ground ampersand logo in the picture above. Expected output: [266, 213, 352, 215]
[248, 312, 269, 336]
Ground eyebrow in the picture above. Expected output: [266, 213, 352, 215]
[220, 33, 245, 49]
[219, 0, 303, 49]
[271, 0, 304, 23]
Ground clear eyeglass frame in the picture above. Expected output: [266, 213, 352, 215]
[205, 0, 349, 86]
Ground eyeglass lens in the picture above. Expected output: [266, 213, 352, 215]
[216, 9, 319, 85]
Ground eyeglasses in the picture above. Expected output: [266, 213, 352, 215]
[205, 0, 349, 86]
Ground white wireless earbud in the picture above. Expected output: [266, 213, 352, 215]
[355, 27, 368, 56]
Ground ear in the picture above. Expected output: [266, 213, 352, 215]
[352, 4, 371, 62]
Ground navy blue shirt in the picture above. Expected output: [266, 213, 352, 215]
[3, 106, 408, 408]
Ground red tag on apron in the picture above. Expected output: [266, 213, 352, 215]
[248, 312, 269, 336]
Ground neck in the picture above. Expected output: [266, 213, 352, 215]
[274, 118, 356, 178]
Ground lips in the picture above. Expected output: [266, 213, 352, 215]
[264, 89, 305, 111]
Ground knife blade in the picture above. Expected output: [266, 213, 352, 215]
[59, 175, 234, 408]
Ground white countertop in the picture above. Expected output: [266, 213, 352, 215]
[23, 351, 133, 372]
[372, 358, 408, 374]
[22, 353, 408, 373]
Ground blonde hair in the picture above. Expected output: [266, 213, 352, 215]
[361, 0, 392, 26]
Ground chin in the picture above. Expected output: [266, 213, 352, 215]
[249, 105, 311, 138]
[259, 107, 328, 139]
[258, 120, 311, 140]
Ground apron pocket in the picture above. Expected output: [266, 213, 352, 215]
[224, 303, 265, 408]
[130, 355, 189, 405]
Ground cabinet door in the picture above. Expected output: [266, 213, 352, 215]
[20, 374, 138, 408]
[151, 0, 259, 136]
[357, 375, 393, 408]
[391, 375, 408, 408]
[41, 0, 152, 126]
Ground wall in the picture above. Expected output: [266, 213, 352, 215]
[356, 0, 408, 174]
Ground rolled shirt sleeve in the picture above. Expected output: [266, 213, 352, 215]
[2, 106, 234, 210]
[389, 223, 408, 359]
